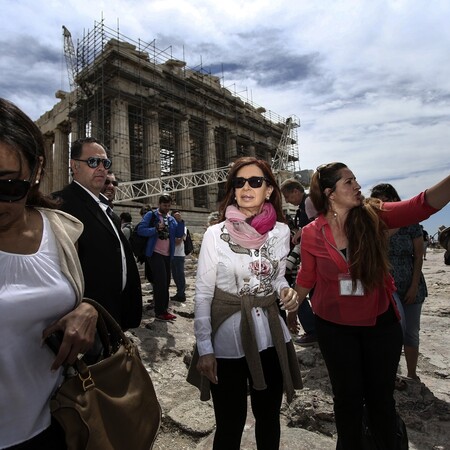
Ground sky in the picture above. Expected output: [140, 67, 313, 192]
[1, 0, 449, 237]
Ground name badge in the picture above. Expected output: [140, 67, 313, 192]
[338, 273, 365, 296]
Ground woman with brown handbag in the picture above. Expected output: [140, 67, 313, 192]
[0, 98, 98, 449]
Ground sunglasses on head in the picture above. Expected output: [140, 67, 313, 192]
[104, 179, 118, 187]
[232, 176, 268, 189]
[0, 179, 32, 203]
[73, 157, 112, 170]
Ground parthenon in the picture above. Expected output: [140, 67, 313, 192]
[36, 20, 302, 223]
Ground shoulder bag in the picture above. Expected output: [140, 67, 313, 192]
[50, 299, 161, 450]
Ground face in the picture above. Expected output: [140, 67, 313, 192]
[282, 188, 304, 206]
[327, 168, 362, 211]
[234, 164, 273, 217]
[101, 173, 117, 202]
[159, 201, 171, 215]
[172, 211, 182, 222]
[71, 142, 108, 196]
[0, 142, 41, 229]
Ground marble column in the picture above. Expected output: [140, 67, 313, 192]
[205, 121, 218, 209]
[144, 111, 161, 180]
[53, 123, 70, 191]
[40, 133, 54, 195]
[177, 116, 194, 208]
[110, 98, 130, 180]
[226, 132, 237, 163]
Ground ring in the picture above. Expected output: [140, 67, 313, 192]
[295, 300, 298, 305]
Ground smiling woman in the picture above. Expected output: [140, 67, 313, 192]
[0, 97, 98, 449]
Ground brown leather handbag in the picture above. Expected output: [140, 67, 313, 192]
[50, 299, 161, 450]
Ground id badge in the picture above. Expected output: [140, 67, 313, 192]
[338, 273, 365, 296]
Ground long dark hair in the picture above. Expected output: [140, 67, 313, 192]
[310, 162, 390, 292]
[0, 98, 58, 208]
[218, 157, 285, 222]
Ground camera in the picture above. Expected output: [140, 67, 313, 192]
[158, 217, 169, 240]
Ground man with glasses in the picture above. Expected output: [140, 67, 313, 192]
[100, 171, 118, 208]
[53, 137, 142, 329]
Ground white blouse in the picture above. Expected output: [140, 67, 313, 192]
[0, 211, 76, 447]
[194, 221, 291, 359]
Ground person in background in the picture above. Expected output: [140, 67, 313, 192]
[280, 178, 317, 346]
[371, 183, 427, 382]
[206, 210, 220, 228]
[100, 171, 118, 208]
[137, 194, 184, 321]
[171, 210, 187, 302]
[291, 162, 450, 449]
[421, 225, 429, 260]
[0, 98, 98, 449]
[53, 138, 142, 330]
[120, 212, 133, 241]
[188, 157, 302, 450]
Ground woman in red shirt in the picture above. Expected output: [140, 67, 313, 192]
[290, 162, 449, 449]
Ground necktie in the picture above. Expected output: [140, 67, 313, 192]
[106, 206, 114, 219]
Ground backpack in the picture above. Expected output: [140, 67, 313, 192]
[130, 212, 157, 263]
[129, 226, 148, 264]
[184, 229, 194, 256]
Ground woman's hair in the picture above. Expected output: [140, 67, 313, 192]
[218, 157, 285, 222]
[310, 162, 390, 292]
[370, 183, 401, 202]
[0, 97, 58, 208]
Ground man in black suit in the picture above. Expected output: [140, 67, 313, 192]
[53, 137, 142, 329]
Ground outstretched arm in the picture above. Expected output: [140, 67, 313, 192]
[425, 174, 450, 210]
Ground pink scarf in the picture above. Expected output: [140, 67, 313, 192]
[224, 203, 277, 249]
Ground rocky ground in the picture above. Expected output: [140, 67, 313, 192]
[130, 248, 450, 450]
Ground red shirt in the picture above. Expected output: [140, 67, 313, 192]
[296, 192, 437, 326]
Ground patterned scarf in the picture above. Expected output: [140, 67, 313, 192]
[224, 203, 277, 249]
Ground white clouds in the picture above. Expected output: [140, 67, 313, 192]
[0, 0, 449, 232]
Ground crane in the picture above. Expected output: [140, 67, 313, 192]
[62, 26, 76, 92]
[62, 25, 92, 96]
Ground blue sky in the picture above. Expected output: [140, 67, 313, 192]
[1, 0, 449, 236]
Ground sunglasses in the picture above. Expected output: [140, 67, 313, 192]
[104, 179, 118, 187]
[0, 179, 32, 202]
[232, 176, 268, 189]
[73, 157, 112, 169]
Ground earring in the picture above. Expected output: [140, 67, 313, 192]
[266, 196, 270, 200]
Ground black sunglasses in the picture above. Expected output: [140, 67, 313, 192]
[0, 179, 32, 202]
[104, 179, 118, 187]
[73, 157, 112, 169]
[232, 176, 268, 189]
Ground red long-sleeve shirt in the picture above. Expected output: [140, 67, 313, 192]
[296, 192, 437, 326]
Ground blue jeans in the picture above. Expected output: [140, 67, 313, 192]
[171, 256, 186, 297]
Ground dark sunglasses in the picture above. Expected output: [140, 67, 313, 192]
[104, 179, 118, 187]
[73, 157, 112, 169]
[232, 176, 268, 189]
[0, 179, 32, 202]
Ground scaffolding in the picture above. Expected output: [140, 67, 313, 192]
[47, 19, 300, 210]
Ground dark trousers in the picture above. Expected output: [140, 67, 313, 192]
[315, 305, 403, 450]
[210, 347, 283, 450]
[5, 418, 66, 449]
[148, 252, 171, 315]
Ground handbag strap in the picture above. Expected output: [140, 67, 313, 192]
[74, 298, 135, 389]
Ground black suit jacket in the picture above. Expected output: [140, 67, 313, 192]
[53, 182, 142, 328]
